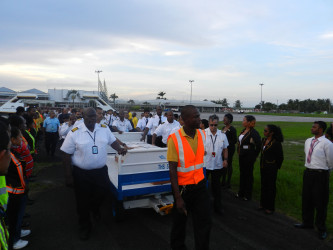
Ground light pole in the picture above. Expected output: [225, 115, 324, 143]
[259, 82, 264, 111]
[189, 80, 194, 104]
[95, 70, 102, 93]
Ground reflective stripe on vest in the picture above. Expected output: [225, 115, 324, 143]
[6, 187, 25, 195]
[7, 154, 25, 194]
[172, 129, 206, 185]
[25, 130, 36, 154]
[0, 177, 8, 212]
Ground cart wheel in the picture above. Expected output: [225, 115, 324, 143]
[112, 200, 125, 222]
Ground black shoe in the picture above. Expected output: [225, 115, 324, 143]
[319, 231, 327, 240]
[79, 226, 91, 241]
[294, 223, 313, 229]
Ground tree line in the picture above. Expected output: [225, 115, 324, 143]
[211, 98, 332, 113]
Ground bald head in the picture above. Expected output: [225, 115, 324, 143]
[83, 108, 96, 131]
[181, 105, 200, 129]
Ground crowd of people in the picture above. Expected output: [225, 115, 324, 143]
[0, 104, 333, 249]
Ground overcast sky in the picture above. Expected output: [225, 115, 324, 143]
[0, 0, 332, 106]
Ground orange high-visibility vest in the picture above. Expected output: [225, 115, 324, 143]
[6, 153, 25, 195]
[170, 129, 206, 185]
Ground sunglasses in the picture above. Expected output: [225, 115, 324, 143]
[209, 124, 218, 127]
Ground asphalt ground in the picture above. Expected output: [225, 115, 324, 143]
[23, 146, 333, 250]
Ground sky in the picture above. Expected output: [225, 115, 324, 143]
[0, 0, 332, 107]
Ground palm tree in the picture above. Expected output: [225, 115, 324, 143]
[66, 90, 80, 107]
[110, 93, 119, 105]
[157, 91, 166, 100]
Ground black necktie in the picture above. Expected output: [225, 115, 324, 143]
[159, 116, 162, 125]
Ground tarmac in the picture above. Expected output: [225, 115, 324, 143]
[24, 144, 333, 250]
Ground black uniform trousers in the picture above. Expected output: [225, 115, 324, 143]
[302, 168, 329, 232]
[170, 179, 211, 250]
[44, 132, 59, 156]
[221, 146, 235, 187]
[206, 169, 223, 210]
[238, 155, 256, 200]
[260, 166, 278, 210]
[72, 165, 111, 229]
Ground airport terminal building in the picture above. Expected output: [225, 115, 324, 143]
[0, 87, 223, 113]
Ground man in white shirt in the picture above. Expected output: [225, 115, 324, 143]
[152, 111, 180, 147]
[294, 121, 333, 240]
[105, 109, 115, 128]
[204, 114, 228, 215]
[136, 109, 150, 132]
[61, 108, 126, 241]
[141, 106, 166, 144]
[112, 110, 133, 134]
[96, 107, 108, 126]
[59, 114, 77, 145]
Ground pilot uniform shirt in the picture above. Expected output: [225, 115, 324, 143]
[105, 114, 116, 127]
[146, 115, 167, 135]
[154, 120, 180, 144]
[137, 117, 151, 134]
[73, 118, 84, 127]
[59, 122, 73, 139]
[112, 119, 133, 132]
[60, 123, 116, 170]
[99, 118, 109, 126]
[204, 128, 229, 170]
[304, 135, 333, 170]
[43, 117, 60, 132]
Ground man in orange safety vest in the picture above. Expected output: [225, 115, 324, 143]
[167, 105, 211, 250]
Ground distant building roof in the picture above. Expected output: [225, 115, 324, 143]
[21, 88, 46, 94]
[0, 87, 16, 93]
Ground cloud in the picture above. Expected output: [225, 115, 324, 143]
[320, 32, 333, 39]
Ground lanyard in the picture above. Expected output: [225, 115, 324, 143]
[86, 131, 96, 146]
[210, 134, 217, 152]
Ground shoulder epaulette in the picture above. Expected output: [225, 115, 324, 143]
[77, 118, 82, 121]
[60, 123, 64, 126]
[71, 127, 79, 132]
[101, 124, 107, 128]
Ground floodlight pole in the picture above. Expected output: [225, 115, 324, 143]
[189, 80, 194, 104]
[95, 70, 102, 93]
[259, 83, 264, 111]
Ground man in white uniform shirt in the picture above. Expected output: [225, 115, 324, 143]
[112, 110, 133, 134]
[61, 108, 127, 241]
[136, 109, 150, 132]
[152, 111, 180, 147]
[141, 106, 166, 144]
[204, 114, 228, 215]
[294, 121, 333, 240]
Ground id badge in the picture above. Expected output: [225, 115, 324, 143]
[243, 145, 249, 149]
[212, 152, 216, 157]
[92, 146, 98, 154]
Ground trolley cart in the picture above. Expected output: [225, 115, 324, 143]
[106, 133, 173, 218]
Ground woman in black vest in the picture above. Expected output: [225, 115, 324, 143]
[236, 115, 261, 201]
[260, 124, 284, 214]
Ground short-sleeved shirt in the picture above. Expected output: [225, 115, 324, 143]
[204, 128, 229, 170]
[167, 127, 200, 163]
[146, 115, 167, 135]
[58, 122, 73, 139]
[154, 120, 180, 144]
[43, 117, 60, 133]
[137, 117, 150, 134]
[60, 122, 116, 170]
[112, 119, 133, 132]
